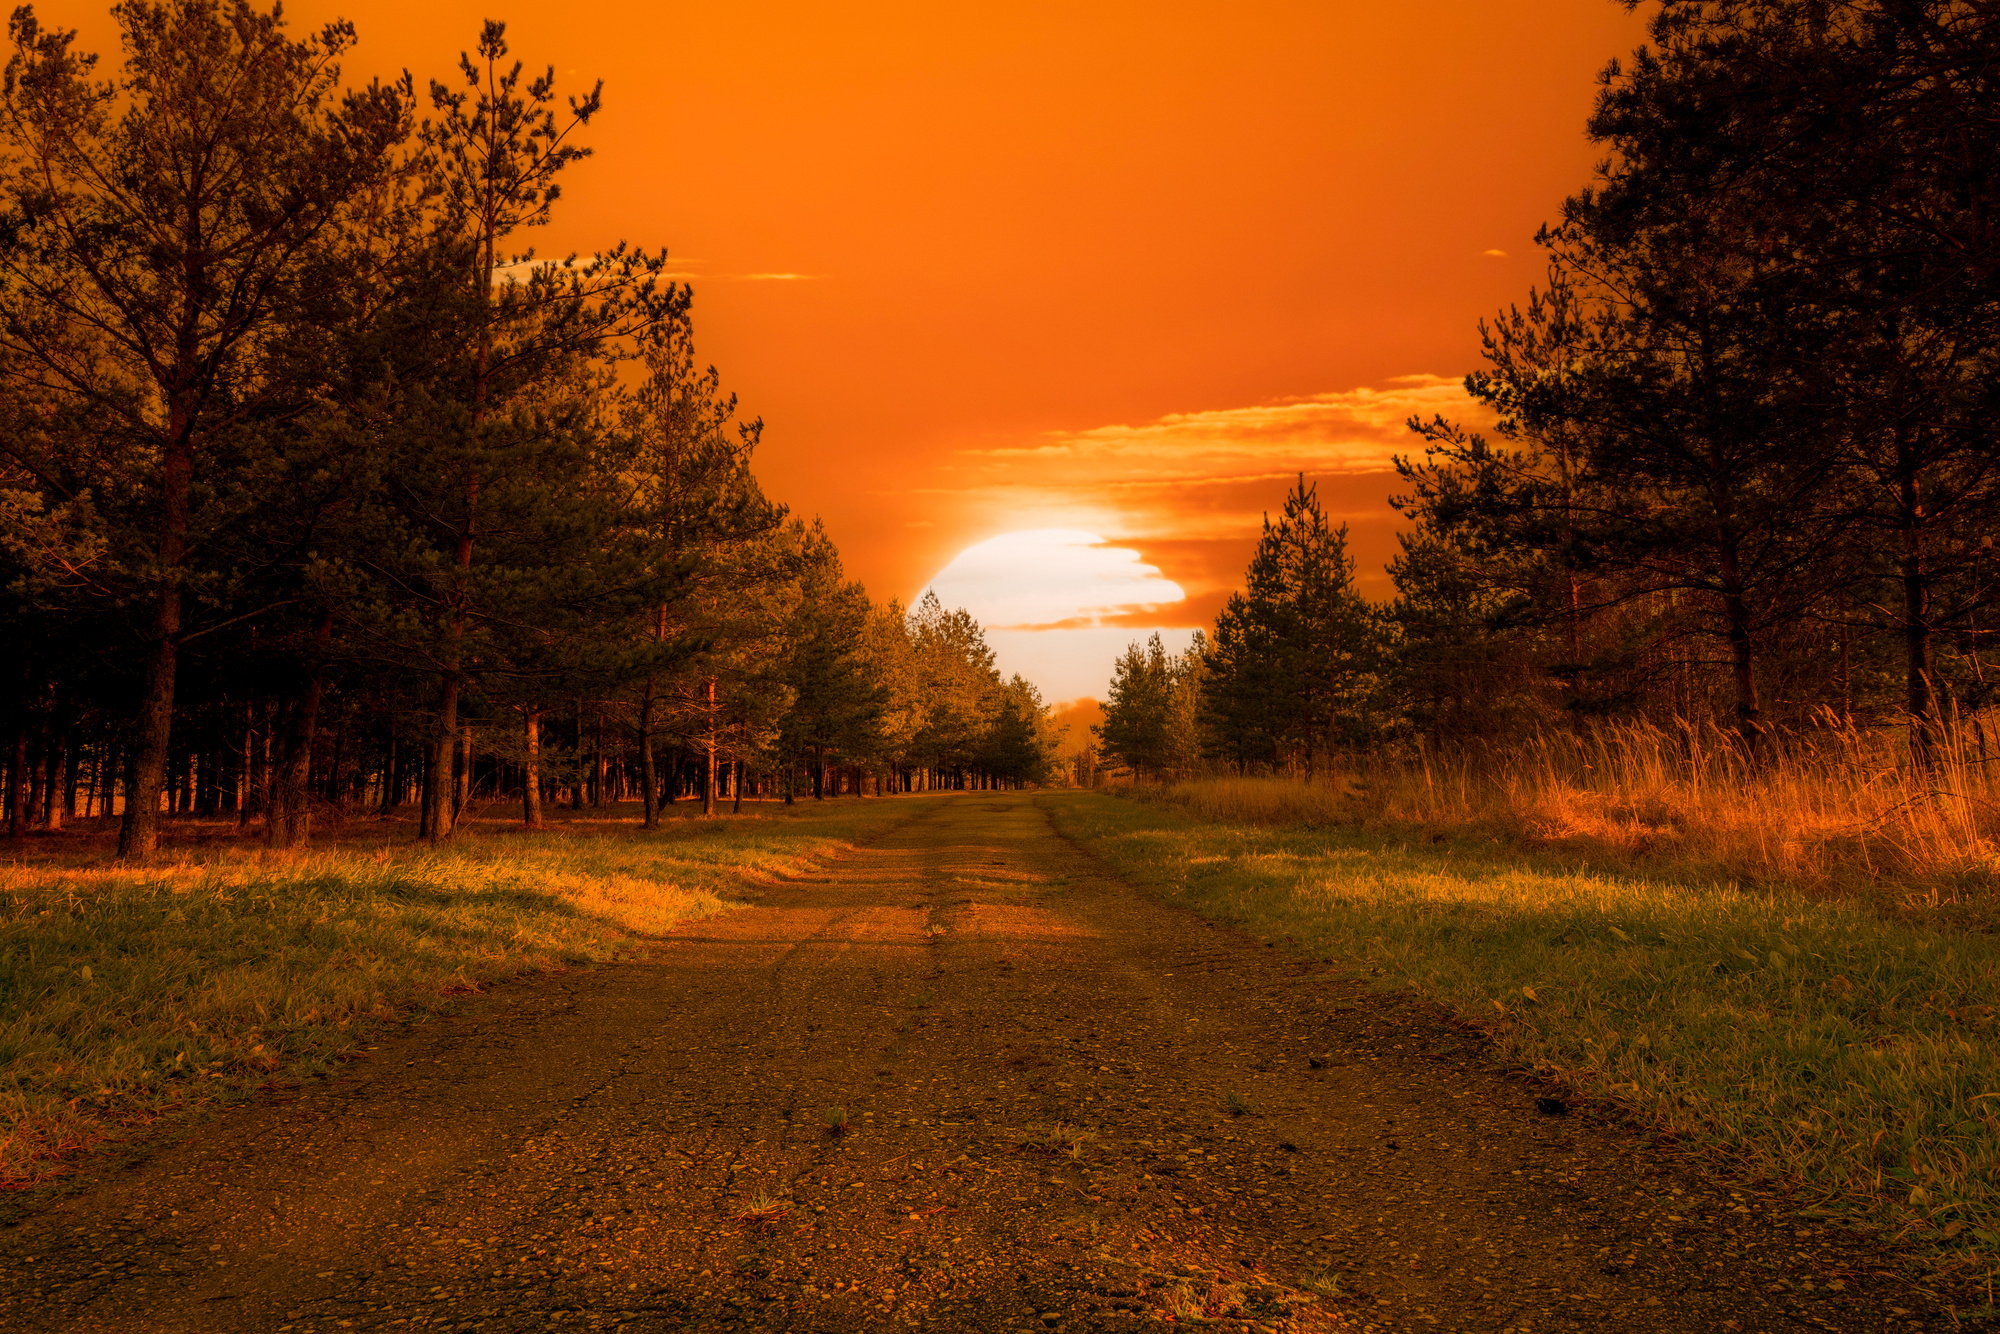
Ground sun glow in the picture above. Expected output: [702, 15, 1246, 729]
[920, 529, 1184, 631]
[919, 529, 1196, 705]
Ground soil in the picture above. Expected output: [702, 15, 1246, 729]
[0, 793, 1966, 1332]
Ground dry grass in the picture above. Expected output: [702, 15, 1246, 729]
[1048, 786, 2000, 1283]
[1167, 718, 2000, 908]
[731, 1191, 792, 1228]
[1012, 1121, 1100, 1158]
[0, 800, 913, 1190]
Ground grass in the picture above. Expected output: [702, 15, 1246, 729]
[1157, 717, 2000, 911]
[1014, 1121, 1100, 1158]
[731, 1191, 792, 1228]
[0, 799, 915, 1190]
[1044, 788, 2000, 1283]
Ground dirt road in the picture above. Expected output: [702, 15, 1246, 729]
[0, 794, 1953, 1332]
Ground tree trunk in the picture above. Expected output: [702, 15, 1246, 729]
[327, 714, 348, 813]
[378, 735, 400, 816]
[422, 672, 461, 842]
[119, 421, 194, 860]
[267, 697, 313, 848]
[60, 735, 77, 823]
[1721, 591, 1762, 757]
[42, 725, 66, 832]
[120, 626, 178, 858]
[456, 724, 474, 819]
[1899, 456, 1939, 769]
[522, 707, 544, 829]
[569, 702, 587, 811]
[591, 712, 606, 808]
[236, 703, 255, 826]
[89, 742, 109, 819]
[6, 726, 25, 842]
[268, 614, 333, 850]
[638, 679, 659, 829]
[702, 677, 718, 818]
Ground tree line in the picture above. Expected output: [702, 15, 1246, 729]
[0, 0, 1059, 855]
[1098, 0, 2000, 777]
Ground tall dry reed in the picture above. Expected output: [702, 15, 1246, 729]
[1166, 718, 2000, 901]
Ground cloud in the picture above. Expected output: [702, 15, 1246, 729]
[547, 258, 826, 283]
[959, 374, 1480, 483]
[1482, 248, 1509, 258]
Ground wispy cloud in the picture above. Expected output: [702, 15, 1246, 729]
[955, 374, 1484, 487]
[500, 257, 828, 283]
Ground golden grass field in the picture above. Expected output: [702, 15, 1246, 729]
[1165, 720, 2000, 907]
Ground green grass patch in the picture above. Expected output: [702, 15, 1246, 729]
[1043, 789, 2000, 1281]
[0, 799, 914, 1188]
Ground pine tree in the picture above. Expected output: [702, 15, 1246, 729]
[0, 0, 411, 855]
[1202, 477, 1379, 774]
[1581, 0, 2000, 759]
[775, 523, 882, 800]
[906, 592, 1001, 787]
[403, 20, 677, 841]
[1097, 635, 1173, 779]
[614, 316, 780, 824]
[979, 675, 1057, 788]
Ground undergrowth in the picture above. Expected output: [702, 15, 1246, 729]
[0, 800, 910, 1188]
[1045, 789, 2000, 1285]
[1152, 719, 2000, 916]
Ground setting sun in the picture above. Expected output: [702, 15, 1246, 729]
[920, 530, 1195, 702]
[920, 530, 1183, 631]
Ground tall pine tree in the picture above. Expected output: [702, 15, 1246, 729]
[1203, 477, 1378, 775]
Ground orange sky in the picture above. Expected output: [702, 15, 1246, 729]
[72, 0, 1641, 701]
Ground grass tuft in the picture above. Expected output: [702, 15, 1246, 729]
[1013, 1121, 1100, 1158]
[731, 1191, 791, 1228]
